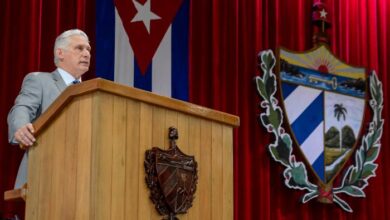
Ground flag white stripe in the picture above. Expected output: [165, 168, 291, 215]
[152, 25, 172, 96]
[115, 9, 134, 86]
[284, 86, 322, 123]
[300, 121, 324, 164]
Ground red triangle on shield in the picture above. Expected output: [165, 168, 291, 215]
[114, 0, 184, 74]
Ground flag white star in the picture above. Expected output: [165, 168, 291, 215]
[131, 0, 161, 33]
[320, 9, 328, 19]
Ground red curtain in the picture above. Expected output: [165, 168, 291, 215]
[1, 0, 389, 219]
[189, 0, 390, 219]
[0, 0, 95, 218]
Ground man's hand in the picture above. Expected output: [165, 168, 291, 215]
[14, 123, 36, 149]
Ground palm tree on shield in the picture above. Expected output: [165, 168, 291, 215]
[333, 103, 348, 151]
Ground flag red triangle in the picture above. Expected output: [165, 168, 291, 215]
[114, 0, 184, 74]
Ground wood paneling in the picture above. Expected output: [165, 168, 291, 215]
[139, 102, 153, 220]
[124, 99, 140, 219]
[18, 81, 238, 220]
[223, 125, 234, 220]
[111, 95, 127, 220]
[75, 95, 93, 220]
[211, 122, 223, 220]
[187, 116, 201, 220]
[199, 119, 212, 220]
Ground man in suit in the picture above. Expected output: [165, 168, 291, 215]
[7, 29, 91, 188]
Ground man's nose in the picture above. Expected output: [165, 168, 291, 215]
[82, 49, 91, 57]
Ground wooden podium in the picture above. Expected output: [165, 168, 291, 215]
[4, 78, 239, 220]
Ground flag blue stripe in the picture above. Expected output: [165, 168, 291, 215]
[96, 0, 115, 80]
[134, 61, 152, 91]
[171, 0, 189, 101]
[312, 152, 325, 181]
[291, 92, 324, 144]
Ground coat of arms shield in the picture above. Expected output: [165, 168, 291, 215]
[278, 45, 366, 185]
[254, 46, 384, 212]
[144, 127, 198, 220]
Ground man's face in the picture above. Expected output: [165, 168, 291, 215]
[57, 35, 91, 78]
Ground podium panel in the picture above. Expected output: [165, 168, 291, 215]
[8, 79, 239, 220]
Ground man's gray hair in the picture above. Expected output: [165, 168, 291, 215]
[54, 29, 89, 65]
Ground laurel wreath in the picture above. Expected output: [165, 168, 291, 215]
[254, 50, 384, 212]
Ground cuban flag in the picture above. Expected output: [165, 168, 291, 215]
[96, 0, 189, 101]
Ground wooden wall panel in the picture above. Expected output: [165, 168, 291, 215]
[111, 96, 127, 220]
[199, 119, 212, 220]
[211, 122, 223, 220]
[150, 107, 169, 220]
[26, 100, 83, 220]
[223, 125, 234, 219]
[89, 93, 100, 220]
[25, 129, 41, 220]
[25, 113, 53, 220]
[42, 106, 66, 220]
[35, 120, 52, 220]
[92, 92, 114, 220]
[124, 99, 140, 218]
[61, 98, 80, 219]
[176, 113, 190, 220]
[75, 95, 93, 220]
[152, 106, 166, 148]
[138, 103, 154, 220]
[187, 116, 201, 220]
[22, 83, 237, 220]
[178, 112, 189, 153]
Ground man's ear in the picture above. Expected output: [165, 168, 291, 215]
[56, 48, 64, 61]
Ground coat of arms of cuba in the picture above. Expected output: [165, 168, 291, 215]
[254, 45, 384, 212]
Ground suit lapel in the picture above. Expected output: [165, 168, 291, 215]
[52, 69, 67, 92]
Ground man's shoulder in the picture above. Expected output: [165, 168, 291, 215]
[26, 71, 54, 78]
[24, 71, 58, 82]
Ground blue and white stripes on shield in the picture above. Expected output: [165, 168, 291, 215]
[282, 83, 325, 181]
